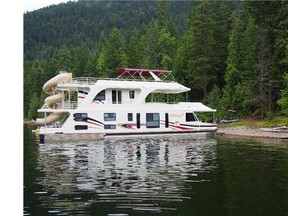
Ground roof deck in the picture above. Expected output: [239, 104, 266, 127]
[116, 68, 176, 82]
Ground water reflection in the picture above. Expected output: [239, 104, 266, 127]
[33, 135, 217, 215]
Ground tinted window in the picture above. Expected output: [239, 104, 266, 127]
[128, 113, 133, 121]
[104, 113, 116, 121]
[75, 125, 88, 130]
[73, 113, 88, 121]
[94, 90, 105, 101]
[129, 90, 135, 99]
[146, 113, 160, 128]
[104, 124, 116, 129]
[186, 113, 197, 122]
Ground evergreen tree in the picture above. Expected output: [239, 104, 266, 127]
[256, 27, 271, 117]
[70, 44, 90, 77]
[23, 0, 288, 120]
[86, 53, 98, 77]
[105, 28, 127, 76]
[242, 1, 283, 115]
[142, 21, 160, 69]
[223, 13, 242, 112]
[185, 1, 233, 101]
[271, 1, 288, 112]
[52, 47, 72, 72]
[277, 72, 288, 112]
[96, 31, 108, 77]
[157, 29, 176, 70]
[239, 16, 258, 114]
[206, 85, 224, 119]
[125, 29, 141, 68]
[27, 92, 41, 120]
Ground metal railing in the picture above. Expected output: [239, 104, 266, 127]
[62, 101, 78, 109]
[73, 76, 176, 84]
[73, 77, 114, 85]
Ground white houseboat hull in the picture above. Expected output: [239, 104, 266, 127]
[29, 68, 217, 143]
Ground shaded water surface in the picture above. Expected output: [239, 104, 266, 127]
[24, 127, 288, 216]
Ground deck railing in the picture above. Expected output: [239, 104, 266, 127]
[73, 76, 175, 84]
[73, 77, 114, 85]
[62, 101, 78, 109]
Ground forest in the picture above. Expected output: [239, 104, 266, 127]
[24, 0, 288, 122]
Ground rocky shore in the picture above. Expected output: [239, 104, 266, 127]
[217, 126, 288, 140]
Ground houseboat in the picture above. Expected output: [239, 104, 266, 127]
[28, 68, 217, 142]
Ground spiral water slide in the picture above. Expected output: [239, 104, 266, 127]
[28, 73, 72, 127]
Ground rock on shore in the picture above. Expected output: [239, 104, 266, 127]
[217, 126, 288, 140]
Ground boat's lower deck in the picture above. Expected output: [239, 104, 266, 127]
[36, 129, 217, 143]
[36, 106, 217, 143]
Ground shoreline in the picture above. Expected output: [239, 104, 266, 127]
[216, 126, 288, 140]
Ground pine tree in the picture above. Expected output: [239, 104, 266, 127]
[157, 29, 176, 70]
[142, 21, 160, 69]
[71, 44, 89, 77]
[27, 92, 41, 120]
[105, 28, 127, 76]
[185, 1, 234, 101]
[277, 72, 288, 112]
[96, 31, 108, 77]
[239, 16, 258, 114]
[125, 29, 141, 68]
[223, 13, 242, 112]
[52, 47, 72, 72]
[86, 53, 98, 77]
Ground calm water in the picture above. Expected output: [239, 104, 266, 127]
[24, 126, 288, 216]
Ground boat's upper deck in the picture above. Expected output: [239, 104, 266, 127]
[57, 68, 189, 94]
[40, 68, 191, 112]
[70, 68, 176, 84]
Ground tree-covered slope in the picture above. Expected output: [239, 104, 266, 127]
[24, 0, 191, 60]
[24, 1, 288, 121]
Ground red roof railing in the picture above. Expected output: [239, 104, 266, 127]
[116, 68, 175, 82]
[117, 68, 172, 77]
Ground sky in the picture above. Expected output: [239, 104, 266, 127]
[24, 0, 72, 12]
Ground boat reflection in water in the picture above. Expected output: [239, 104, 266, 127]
[35, 134, 217, 215]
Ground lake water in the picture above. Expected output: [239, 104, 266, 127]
[24, 126, 288, 216]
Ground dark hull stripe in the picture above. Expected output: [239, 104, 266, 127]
[105, 130, 217, 137]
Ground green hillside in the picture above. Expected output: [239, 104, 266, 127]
[24, 0, 191, 60]
[24, 1, 288, 122]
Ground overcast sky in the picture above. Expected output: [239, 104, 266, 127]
[24, 0, 72, 12]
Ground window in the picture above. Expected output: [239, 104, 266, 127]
[75, 125, 88, 130]
[112, 90, 117, 104]
[112, 90, 122, 104]
[104, 113, 116, 121]
[118, 91, 122, 104]
[73, 113, 88, 121]
[129, 90, 135, 99]
[104, 124, 116, 129]
[186, 113, 197, 122]
[94, 90, 105, 101]
[146, 113, 160, 128]
[128, 113, 133, 121]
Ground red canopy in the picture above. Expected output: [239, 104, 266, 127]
[117, 68, 172, 77]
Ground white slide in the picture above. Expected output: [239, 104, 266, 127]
[28, 112, 64, 126]
[45, 92, 63, 108]
[28, 73, 72, 127]
[43, 72, 72, 93]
